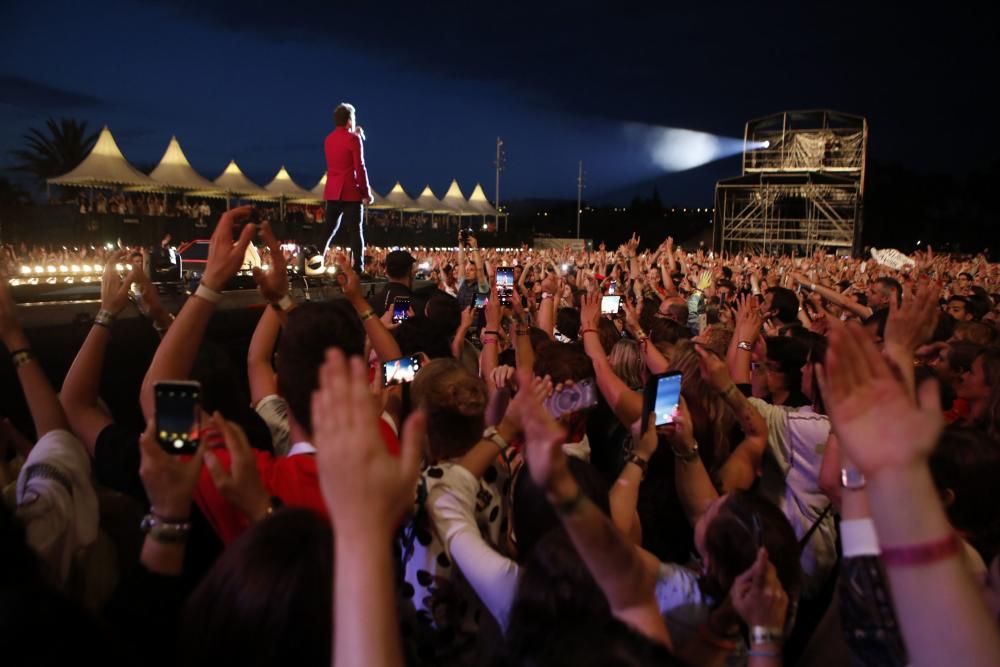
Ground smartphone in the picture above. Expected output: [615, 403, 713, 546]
[473, 292, 489, 310]
[154, 380, 201, 455]
[643, 372, 683, 428]
[496, 267, 514, 307]
[601, 295, 622, 316]
[392, 296, 411, 324]
[382, 354, 422, 387]
[544, 379, 598, 419]
[608, 280, 617, 295]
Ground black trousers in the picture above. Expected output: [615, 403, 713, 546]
[322, 200, 364, 271]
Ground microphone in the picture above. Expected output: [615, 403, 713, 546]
[355, 126, 366, 141]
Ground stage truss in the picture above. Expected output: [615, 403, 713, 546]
[715, 110, 867, 256]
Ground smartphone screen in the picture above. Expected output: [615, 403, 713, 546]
[496, 267, 514, 306]
[608, 280, 617, 294]
[473, 292, 488, 310]
[392, 297, 411, 324]
[382, 355, 422, 387]
[601, 295, 622, 315]
[544, 379, 598, 419]
[154, 381, 201, 455]
[643, 372, 682, 428]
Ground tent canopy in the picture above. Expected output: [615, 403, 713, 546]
[468, 183, 498, 216]
[196, 159, 271, 198]
[263, 166, 312, 199]
[380, 182, 421, 211]
[48, 125, 159, 189]
[441, 179, 477, 215]
[148, 136, 220, 192]
[415, 185, 452, 214]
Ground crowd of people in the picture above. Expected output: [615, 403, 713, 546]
[2, 205, 1000, 667]
[63, 192, 216, 219]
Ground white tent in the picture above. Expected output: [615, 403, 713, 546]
[381, 182, 421, 211]
[440, 179, 478, 216]
[148, 136, 219, 192]
[299, 173, 385, 206]
[48, 125, 159, 189]
[201, 160, 271, 199]
[414, 185, 452, 215]
[468, 183, 499, 216]
[263, 166, 312, 200]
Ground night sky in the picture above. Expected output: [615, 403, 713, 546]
[1, 1, 996, 205]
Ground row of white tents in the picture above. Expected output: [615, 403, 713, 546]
[47, 125, 499, 217]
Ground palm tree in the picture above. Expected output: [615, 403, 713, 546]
[10, 118, 99, 184]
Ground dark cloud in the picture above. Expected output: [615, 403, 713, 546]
[0, 75, 104, 111]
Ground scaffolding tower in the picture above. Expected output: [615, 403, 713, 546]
[714, 110, 867, 256]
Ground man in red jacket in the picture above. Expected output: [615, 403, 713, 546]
[322, 102, 372, 272]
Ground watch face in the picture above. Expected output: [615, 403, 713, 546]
[840, 467, 867, 489]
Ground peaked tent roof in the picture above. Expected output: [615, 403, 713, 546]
[148, 136, 220, 191]
[441, 180, 478, 215]
[414, 186, 452, 214]
[206, 160, 270, 197]
[468, 183, 499, 216]
[48, 125, 159, 189]
[380, 182, 421, 211]
[263, 166, 312, 199]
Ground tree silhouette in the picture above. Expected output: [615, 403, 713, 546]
[10, 118, 99, 184]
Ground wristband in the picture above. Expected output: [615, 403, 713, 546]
[624, 453, 649, 478]
[516, 327, 531, 336]
[359, 309, 376, 321]
[750, 625, 783, 646]
[482, 337, 498, 345]
[580, 328, 599, 336]
[736, 340, 753, 352]
[881, 533, 960, 567]
[10, 348, 36, 369]
[194, 283, 223, 304]
[483, 329, 500, 336]
[541, 292, 554, 300]
[671, 441, 700, 462]
[270, 294, 294, 312]
[483, 426, 510, 451]
[140, 513, 192, 543]
[94, 308, 117, 328]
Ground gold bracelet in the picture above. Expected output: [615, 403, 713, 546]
[360, 310, 376, 321]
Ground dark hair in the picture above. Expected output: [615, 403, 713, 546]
[967, 294, 992, 320]
[425, 294, 462, 334]
[277, 300, 365, 432]
[764, 335, 809, 394]
[764, 287, 799, 325]
[410, 358, 487, 461]
[556, 307, 581, 342]
[862, 307, 890, 340]
[333, 102, 355, 127]
[528, 327, 552, 353]
[533, 342, 594, 385]
[392, 318, 453, 360]
[953, 321, 998, 346]
[649, 318, 690, 345]
[705, 491, 802, 600]
[512, 457, 611, 561]
[178, 509, 333, 667]
[930, 426, 1000, 562]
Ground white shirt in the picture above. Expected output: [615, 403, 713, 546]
[749, 398, 838, 599]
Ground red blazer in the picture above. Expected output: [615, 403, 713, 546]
[323, 126, 371, 202]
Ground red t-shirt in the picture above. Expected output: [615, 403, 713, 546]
[194, 416, 399, 544]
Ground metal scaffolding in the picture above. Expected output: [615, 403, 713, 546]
[715, 110, 867, 256]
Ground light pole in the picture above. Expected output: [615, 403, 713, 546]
[495, 137, 505, 232]
[576, 160, 584, 239]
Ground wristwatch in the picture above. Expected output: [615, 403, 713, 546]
[840, 466, 867, 490]
[624, 452, 649, 478]
[483, 426, 510, 451]
[270, 294, 295, 312]
[736, 340, 753, 352]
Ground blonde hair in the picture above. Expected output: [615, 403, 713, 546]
[609, 339, 643, 391]
[668, 340, 735, 473]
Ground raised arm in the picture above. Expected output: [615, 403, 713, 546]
[666, 398, 720, 526]
[0, 276, 69, 438]
[727, 294, 763, 385]
[60, 256, 137, 453]
[521, 384, 670, 648]
[247, 307, 282, 407]
[141, 207, 256, 420]
[580, 292, 642, 426]
[796, 273, 873, 319]
[820, 319, 1000, 667]
[609, 415, 658, 544]
[336, 256, 401, 364]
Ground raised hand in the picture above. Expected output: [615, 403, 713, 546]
[695, 344, 732, 393]
[335, 253, 364, 303]
[733, 293, 764, 344]
[201, 206, 256, 291]
[138, 417, 206, 519]
[100, 251, 136, 315]
[817, 320, 944, 478]
[884, 280, 940, 354]
[520, 374, 569, 492]
[579, 291, 601, 331]
[251, 220, 288, 302]
[730, 548, 789, 629]
[203, 412, 271, 521]
[311, 349, 425, 538]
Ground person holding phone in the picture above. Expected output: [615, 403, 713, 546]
[321, 102, 372, 273]
[369, 250, 424, 318]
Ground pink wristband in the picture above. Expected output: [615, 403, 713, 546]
[881, 533, 960, 567]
